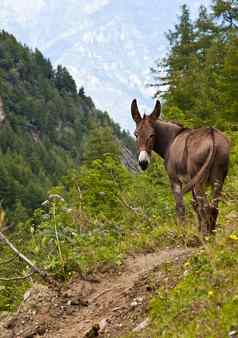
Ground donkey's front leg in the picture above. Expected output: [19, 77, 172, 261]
[171, 180, 185, 223]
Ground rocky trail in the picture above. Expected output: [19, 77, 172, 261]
[0, 248, 193, 338]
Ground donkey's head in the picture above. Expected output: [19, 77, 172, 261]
[131, 99, 161, 170]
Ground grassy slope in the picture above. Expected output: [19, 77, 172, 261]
[126, 148, 238, 337]
[1, 136, 238, 338]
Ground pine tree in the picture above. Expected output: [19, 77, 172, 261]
[151, 5, 196, 112]
[150, 2, 238, 125]
[194, 5, 218, 61]
[212, 0, 238, 28]
[54, 65, 77, 96]
[166, 4, 195, 73]
[83, 126, 120, 163]
[78, 86, 85, 97]
[216, 33, 238, 121]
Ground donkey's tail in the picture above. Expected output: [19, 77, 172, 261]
[182, 128, 215, 194]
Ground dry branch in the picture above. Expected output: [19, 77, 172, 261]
[0, 231, 58, 288]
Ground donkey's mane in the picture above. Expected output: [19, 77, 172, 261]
[159, 118, 184, 128]
[171, 121, 184, 128]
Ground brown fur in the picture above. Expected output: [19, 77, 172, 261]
[131, 99, 231, 234]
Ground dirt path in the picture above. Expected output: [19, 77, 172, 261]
[1, 248, 193, 338]
[49, 248, 192, 338]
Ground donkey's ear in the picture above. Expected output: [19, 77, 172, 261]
[150, 100, 161, 120]
[131, 99, 141, 124]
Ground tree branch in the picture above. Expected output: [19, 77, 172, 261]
[0, 231, 59, 288]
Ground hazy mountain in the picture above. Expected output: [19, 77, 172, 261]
[1, 0, 210, 131]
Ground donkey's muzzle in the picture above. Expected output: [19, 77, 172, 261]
[138, 150, 150, 171]
[139, 160, 148, 171]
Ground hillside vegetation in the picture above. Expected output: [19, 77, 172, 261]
[0, 1, 238, 337]
[0, 30, 135, 221]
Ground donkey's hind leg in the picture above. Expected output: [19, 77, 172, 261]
[192, 187, 211, 235]
[209, 154, 229, 231]
[192, 188, 202, 228]
[211, 179, 224, 208]
[209, 179, 224, 232]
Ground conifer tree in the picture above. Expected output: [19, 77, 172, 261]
[212, 0, 238, 28]
[151, 5, 196, 111]
[194, 5, 218, 61]
[150, 2, 238, 125]
[83, 126, 120, 163]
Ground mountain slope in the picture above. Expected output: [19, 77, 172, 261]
[0, 31, 134, 220]
[0, 0, 208, 131]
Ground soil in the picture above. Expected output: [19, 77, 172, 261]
[0, 247, 193, 338]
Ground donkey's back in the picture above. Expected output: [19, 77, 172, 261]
[167, 127, 230, 193]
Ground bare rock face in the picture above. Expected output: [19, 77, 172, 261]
[0, 97, 6, 127]
[119, 141, 139, 173]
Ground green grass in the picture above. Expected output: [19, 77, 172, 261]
[143, 232, 238, 338]
[122, 232, 238, 338]
[124, 198, 238, 338]
[1, 152, 238, 330]
[121, 166, 238, 338]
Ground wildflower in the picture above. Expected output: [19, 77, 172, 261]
[98, 191, 106, 196]
[42, 214, 50, 220]
[229, 234, 238, 241]
[62, 207, 73, 213]
[184, 261, 190, 268]
[232, 295, 238, 302]
[48, 194, 64, 202]
[41, 199, 49, 207]
[208, 290, 214, 297]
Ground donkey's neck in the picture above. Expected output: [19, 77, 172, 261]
[153, 120, 182, 159]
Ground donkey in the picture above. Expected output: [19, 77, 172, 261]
[131, 99, 230, 234]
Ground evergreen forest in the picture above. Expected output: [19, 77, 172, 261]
[0, 1, 238, 337]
